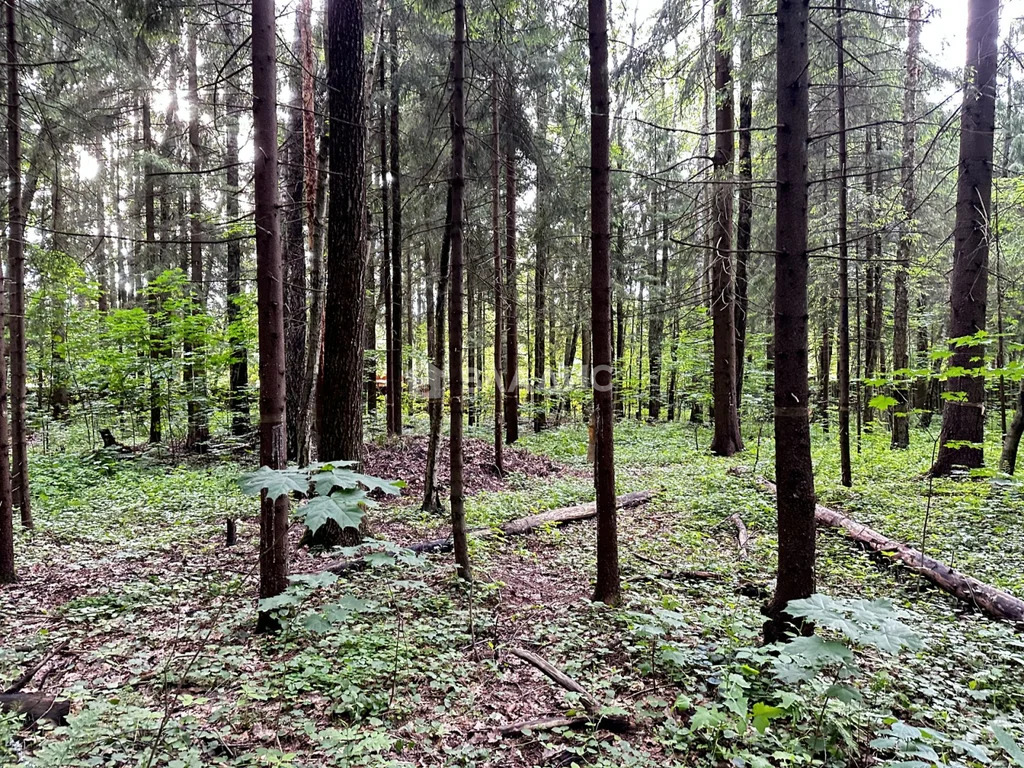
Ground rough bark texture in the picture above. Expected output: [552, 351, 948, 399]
[589, 0, 620, 606]
[892, 0, 922, 450]
[491, 74, 504, 474]
[709, 0, 742, 456]
[1001, 380, 1024, 473]
[765, 0, 816, 643]
[734, 0, 753, 408]
[320, 0, 366, 466]
[223, 58, 250, 437]
[389, 17, 404, 435]
[504, 146, 520, 444]
[143, 97, 161, 444]
[186, 24, 210, 451]
[6, 0, 28, 529]
[449, 0, 471, 579]
[252, 0, 290, 631]
[753, 476, 1024, 623]
[380, 62, 394, 435]
[836, 0, 851, 485]
[283, 11, 307, 462]
[534, 83, 549, 433]
[931, 0, 998, 476]
[423, 186, 452, 512]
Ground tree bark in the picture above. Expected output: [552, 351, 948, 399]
[143, 96, 161, 444]
[283, 11, 308, 461]
[320, 0, 367, 465]
[931, 0, 998, 476]
[709, 0, 743, 456]
[534, 82, 549, 433]
[836, 0, 851, 486]
[380, 61, 394, 434]
[504, 145, 519, 444]
[0, 0, 19, 577]
[892, 0, 922, 450]
[449, 0, 471, 579]
[186, 22, 210, 451]
[223, 39, 250, 437]
[252, 0, 290, 631]
[423, 185, 452, 511]
[765, 0, 816, 642]
[589, 0, 619, 606]
[491, 73, 504, 473]
[6, 0, 28, 529]
[389, 16, 404, 435]
[734, 0, 753, 408]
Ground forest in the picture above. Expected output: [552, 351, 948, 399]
[2, 0, 1024, 764]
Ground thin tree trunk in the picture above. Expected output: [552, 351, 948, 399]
[380, 62, 395, 434]
[892, 0, 922, 450]
[589, 0, 619, 606]
[389, 16, 404, 434]
[143, 96, 161, 444]
[491, 73, 504, 473]
[534, 83, 548, 433]
[253, 0, 290, 631]
[298, 132, 329, 466]
[765, 0, 816, 643]
[449, 0, 471, 579]
[224, 61, 250, 437]
[836, 0, 851, 485]
[504, 145, 519, 444]
[283, 11, 307, 461]
[6, 0, 28, 529]
[734, 0, 753, 408]
[186, 23, 209, 451]
[423, 186, 452, 511]
[932, 0, 998, 476]
[709, 0, 742, 456]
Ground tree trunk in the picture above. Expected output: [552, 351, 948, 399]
[534, 83, 549, 433]
[380, 62, 395, 434]
[931, 0, 998, 476]
[6, 0, 28, 529]
[892, 0, 922, 451]
[835, 0, 852, 486]
[504, 145, 519, 444]
[862, 132, 878, 428]
[186, 23, 210, 451]
[423, 185, 452, 511]
[491, 73, 504, 473]
[1, 0, 20, 576]
[765, 0, 816, 643]
[389, 16, 404, 435]
[142, 96, 161, 444]
[734, 0, 753, 408]
[1000, 380, 1024, 473]
[283, 11, 307, 461]
[224, 53, 250, 437]
[319, 0, 367, 543]
[709, 0, 743, 456]
[449, 0, 471, 579]
[589, 0, 619, 606]
[297, 131, 329, 467]
[647, 196, 665, 422]
[252, 0, 290, 631]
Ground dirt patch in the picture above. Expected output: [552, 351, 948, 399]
[362, 435, 577, 503]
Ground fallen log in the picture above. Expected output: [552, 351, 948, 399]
[319, 490, 656, 576]
[508, 647, 631, 732]
[750, 475, 1024, 624]
[0, 693, 70, 726]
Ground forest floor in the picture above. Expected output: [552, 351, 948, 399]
[2, 417, 1024, 767]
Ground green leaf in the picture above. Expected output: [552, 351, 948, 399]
[751, 703, 785, 734]
[301, 495, 366, 533]
[825, 684, 862, 704]
[992, 725, 1024, 768]
[239, 466, 309, 500]
[869, 394, 899, 410]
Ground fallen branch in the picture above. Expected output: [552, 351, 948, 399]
[728, 514, 750, 559]
[0, 693, 70, 726]
[497, 715, 592, 737]
[319, 491, 656, 576]
[508, 647, 631, 732]
[3, 640, 68, 695]
[749, 475, 1024, 623]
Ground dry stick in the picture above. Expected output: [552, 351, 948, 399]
[3, 640, 69, 694]
[508, 647, 631, 732]
[727, 513, 750, 559]
[747, 474, 1024, 623]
